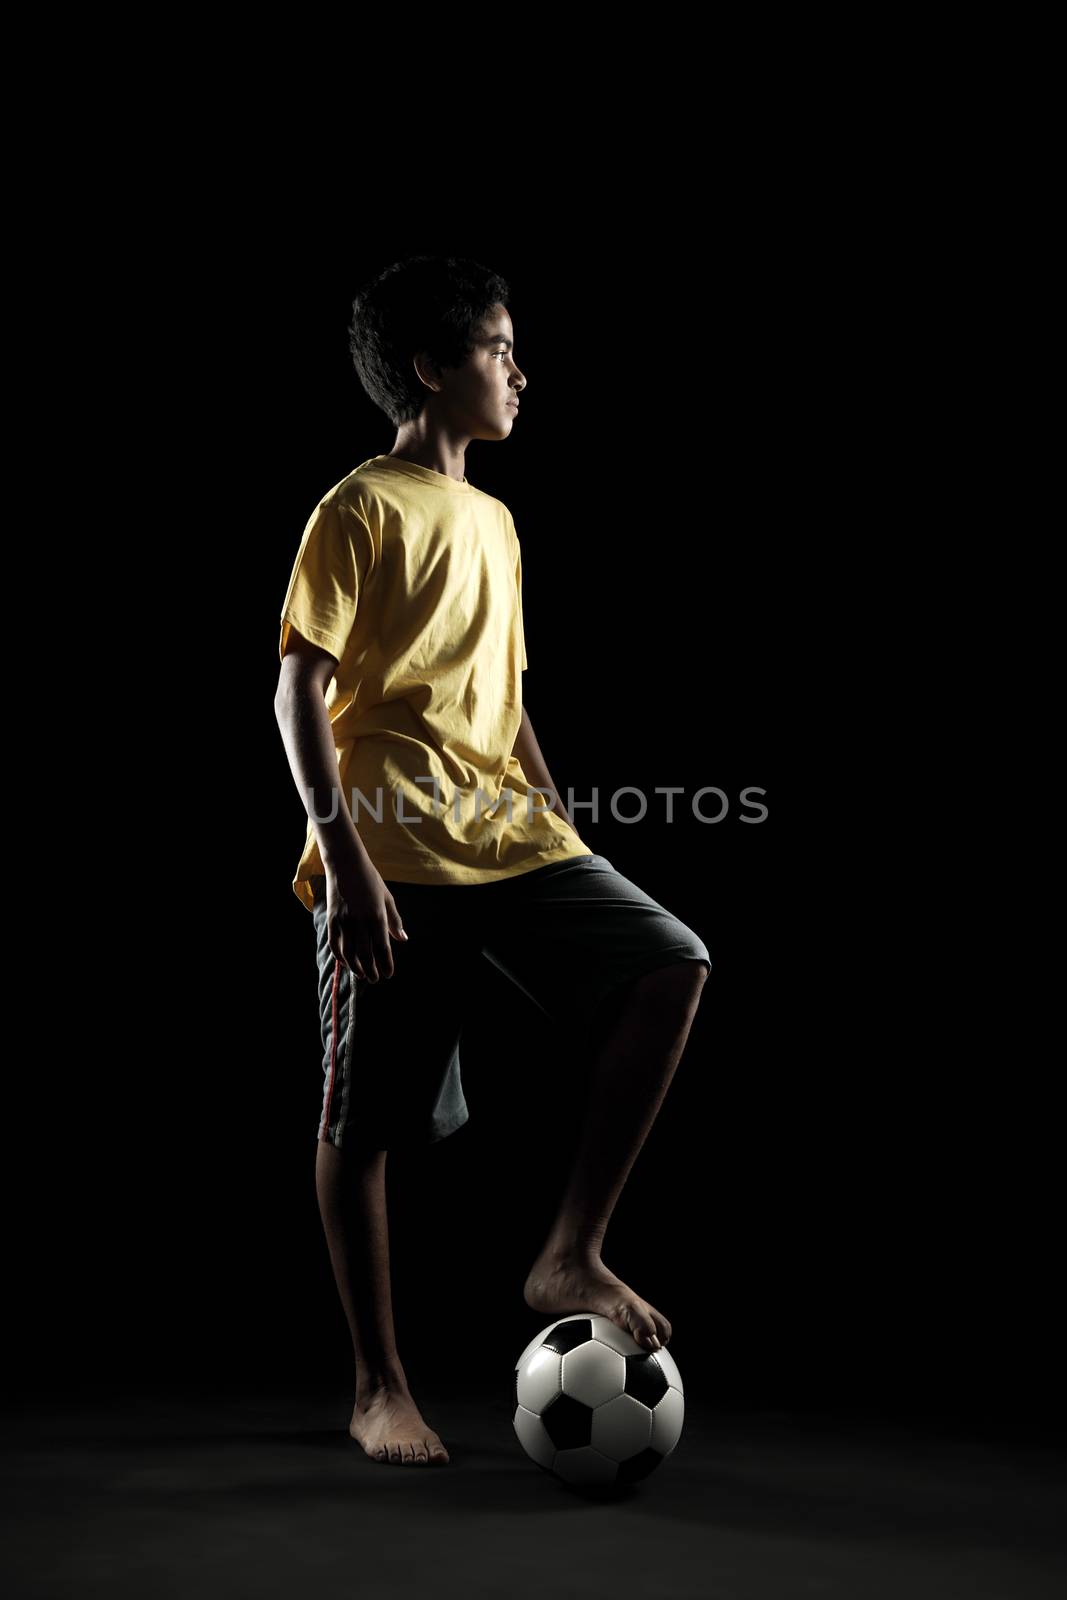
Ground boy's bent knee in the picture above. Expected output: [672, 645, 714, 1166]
[654, 955, 709, 982]
[635, 957, 709, 1003]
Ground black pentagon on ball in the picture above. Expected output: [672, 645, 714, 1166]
[541, 1392, 594, 1450]
[616, 1446, 665, 1482]
[624, 1351, 670, 1407]
[541, 1318, 594, 1355]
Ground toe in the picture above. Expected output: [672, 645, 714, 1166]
[631, 1311, 658, 1348]
[617, 1305, 641, 1340]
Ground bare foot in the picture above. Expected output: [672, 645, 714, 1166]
[349, 1384, 451, 1465]
[523, 1252, 672, 1352]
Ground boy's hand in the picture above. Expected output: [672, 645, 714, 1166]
[326, 855, 409, 983]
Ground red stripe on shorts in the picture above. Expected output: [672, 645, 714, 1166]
[322, 958, 340, 1137]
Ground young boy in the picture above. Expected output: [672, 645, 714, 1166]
[275, 255, 711, 1467]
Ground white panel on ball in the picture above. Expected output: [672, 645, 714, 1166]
[649, 1386, 684, 1454]
[513, 1404, 556, 1469]
[585, 1315, 644, 1357]
[515, 1346, 562, 1413]
[590, 1392, 654, 1459]
[562, 1342, 626, 1408]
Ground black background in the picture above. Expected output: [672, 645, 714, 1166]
[20, 186, 1060, 1447]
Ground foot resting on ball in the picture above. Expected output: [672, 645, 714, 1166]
[523, 1251, 671, 1352]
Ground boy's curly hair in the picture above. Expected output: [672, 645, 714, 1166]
[348, 255, 512, 426]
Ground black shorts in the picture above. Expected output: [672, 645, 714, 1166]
[309, 853, 711, 1150]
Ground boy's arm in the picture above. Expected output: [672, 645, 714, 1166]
[274, 632, 371, 875]
[512, 706, 580, 835]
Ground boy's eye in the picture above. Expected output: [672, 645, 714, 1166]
[494, 350, 508, 360]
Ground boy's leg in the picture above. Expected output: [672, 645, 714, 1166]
[523, 958, 709, 1351]
[315, 1138, 450, 1466]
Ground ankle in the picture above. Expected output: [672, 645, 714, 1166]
[538, 1233, 604, 1268]
[355, 1362, 409, 1403]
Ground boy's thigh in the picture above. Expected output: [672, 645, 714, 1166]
[309, 876, 479, 1149]
[474, 853, 712, 1036]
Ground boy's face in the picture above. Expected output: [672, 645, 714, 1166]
[434, 302, 526, 440]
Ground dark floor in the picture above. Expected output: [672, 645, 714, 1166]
[3, 1385, 1066, 1598]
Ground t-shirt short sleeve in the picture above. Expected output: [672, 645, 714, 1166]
[279, 493, 375, 665]
[514, 537, 528, 673]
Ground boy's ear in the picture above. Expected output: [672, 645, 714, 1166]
[412, 351, 442, 393]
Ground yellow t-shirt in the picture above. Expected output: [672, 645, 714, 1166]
[279, 453, 593, 910]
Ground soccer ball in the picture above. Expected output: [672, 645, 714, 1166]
[513, 1314, 684, 1487]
